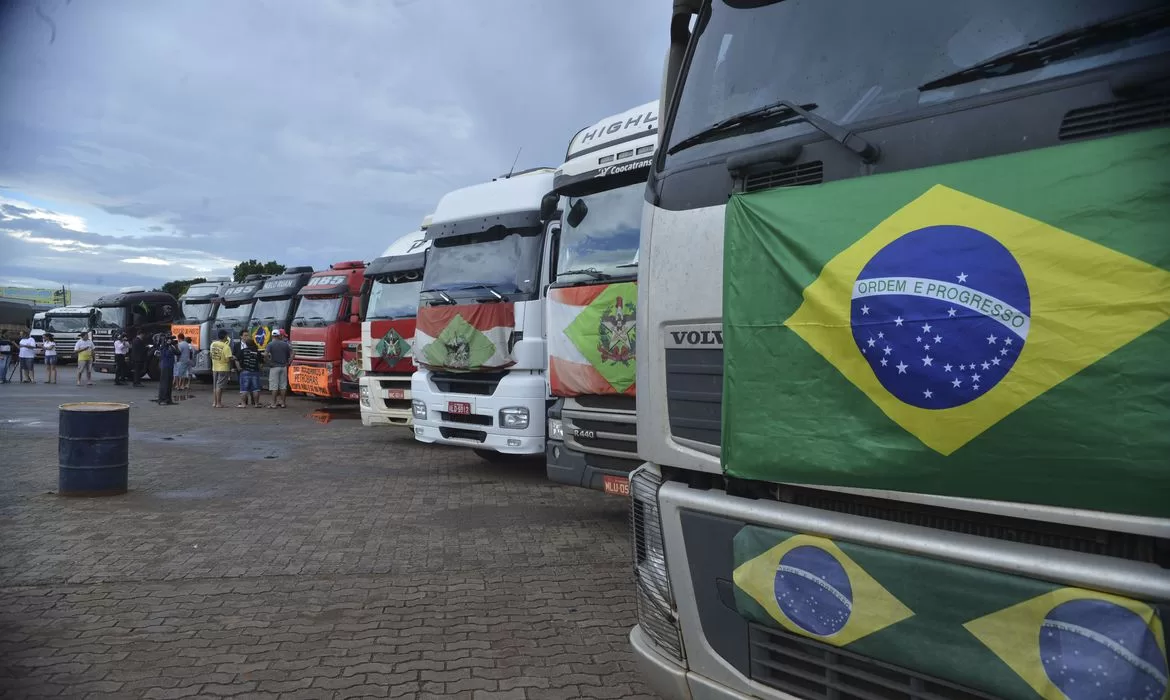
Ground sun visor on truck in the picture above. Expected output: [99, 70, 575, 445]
[217, 283, 261, 302]
[254, 274, 314, 299]
[296, 274, 350, 297]
[364, 251, 426, 279]
[551, 156, 654, 198]
[425, 209, 542, 241]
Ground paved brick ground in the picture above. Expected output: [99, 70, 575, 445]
[0, 376, 654, 699]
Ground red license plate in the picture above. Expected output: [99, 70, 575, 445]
[386, 389, 405, 400]
[448, 401, 471, 415]
[602, 475, 630, 497]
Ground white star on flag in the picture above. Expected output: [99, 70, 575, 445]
[944, 364, 952, 372]
[877, 332, 884, 339]
[981, 361, 990, 370]
[952, 378, 961, 388]
[922, 323, 932, 332]
[896, 361, 908, 374]
[923, 389, 933, 399]
[1004, 337, 1013, 346]
[922, 356, 933, 367]
[861, 305, 870, 315]
[933, 335, 942, 343]
[972, 373, 982, 382]
[1001, 348, 1009, 356]
[867, 338, 876, 347]
[992, 357, 1001, 366]
[880, 358, 888, 366]
[987, 334, 997, 344]
[894, 317, 904, 327]
[947, 308, 957, 317]
[916, 336, 922, 342]
[884, 346, 892, 355]
[957, 272, 968, 283]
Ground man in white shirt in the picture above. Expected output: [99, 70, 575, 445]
[113, 333, 129, 385]
[17, 331, 37, 383]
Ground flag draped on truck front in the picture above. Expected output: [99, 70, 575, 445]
[414, 303, 515, 372]
[732, 525, 1168, 700]
[548, 282, 637, 396]
[722, 128, 1170, 518]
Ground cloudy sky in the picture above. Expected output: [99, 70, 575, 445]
[0, 0, 665, 302]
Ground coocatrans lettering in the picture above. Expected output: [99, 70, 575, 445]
[263, 278, 299, 290]
[578, 110, 659, 147]
[597, 158, 654, 178]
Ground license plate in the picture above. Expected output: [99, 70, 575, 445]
[602, 475, 630, 497]
[384, 388, 405, 400]
[448, 401, 472, 415]
[571, 427, 596, 439]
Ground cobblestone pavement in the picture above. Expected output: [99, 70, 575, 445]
[0, 375, 654, 699]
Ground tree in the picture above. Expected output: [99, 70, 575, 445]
[233, 259, 286, 282]
[160, 278, 207, 298]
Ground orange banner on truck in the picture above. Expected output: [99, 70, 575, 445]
[290, 365, 331, 397]
[172, 325, 201, 349]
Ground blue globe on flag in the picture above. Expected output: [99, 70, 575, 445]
[851, 225, 1031, 410]
[1039, 599, 1168, 700]
[773, 546, 853, 636]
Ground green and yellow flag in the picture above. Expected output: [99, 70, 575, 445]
[723, 128, 1170, 517]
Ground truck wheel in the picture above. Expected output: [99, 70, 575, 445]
[473, 449, 514, 464]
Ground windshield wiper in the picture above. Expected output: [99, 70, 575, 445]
[919, 6, 1170, 92]
[668, 100, 879, 163]
[614, 261, 638, 269]
[422, 289, 456, 305]
[469, 284, 505, 301]
[559, 268, 608, 280]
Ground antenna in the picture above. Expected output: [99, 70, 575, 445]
[506, 147, 522, 178]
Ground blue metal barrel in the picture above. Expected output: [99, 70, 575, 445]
[58, 402, 129, 496]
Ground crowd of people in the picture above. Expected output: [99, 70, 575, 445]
[0, 328, 295, 410]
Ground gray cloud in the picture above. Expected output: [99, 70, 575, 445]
[0, 0, 666, 292]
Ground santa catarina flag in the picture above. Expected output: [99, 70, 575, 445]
[548, 282, 637, 396]
[723, 128, 1170, 517]
[414, 303, 515, 372]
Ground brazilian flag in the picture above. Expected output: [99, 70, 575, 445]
[733, 526, 1169, 700]
[723, 128, 1170, 517]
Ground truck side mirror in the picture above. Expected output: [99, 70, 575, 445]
[540, 193, 559, 222]
[566, 199, 588, 228]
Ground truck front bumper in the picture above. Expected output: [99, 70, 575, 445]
[359, 374, 414, 427]
[411, 369, 546, 455]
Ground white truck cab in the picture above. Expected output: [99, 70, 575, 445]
[410, 167, 557, 461]
[43, 305, 99, 362]
[359, 223, 431, 428]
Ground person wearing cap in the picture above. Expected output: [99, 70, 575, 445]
[264, 328, 292, 408]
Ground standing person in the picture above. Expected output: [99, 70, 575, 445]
[209, 330, 233, 408]
[0, 331, 13, 384]
[113, 333, 129, 385]
[264, 329, 292, 408]
[156, 335, 179, 406]
[235, 336, 264, 408]
[18, 331, 37, 383]
[175, 334, 193, 399]
[74, 331, 96, 386]
[130, 330, 148, 387]
[42, 333, 58, 384]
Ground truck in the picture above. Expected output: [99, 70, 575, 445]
[410, 167, 558, 461]
[245, 266, 315, 349]
[545, 100, 658, 496]
[171, 278, 231, 379]
[212, 276, 267, 351]
[92, 287, 177, 378]
[629, 3, 1170, 700]
[358, 225, 430, 427]
[288, 261, 367, 400]
[43, 305, 100, 363]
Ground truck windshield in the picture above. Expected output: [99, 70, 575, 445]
[46, 316, 90, 333]
[423, 228, 542, 298]
[213, 302, 253, 331]
[666, 0, 1168, 164]
[177, 300, 214, 323]
[93, 306, 128, 329]
[366, 278, 423, 320]
[250, 298, 292, 326]
[557, 183, 641, 281]
[292, 297, 342, 327]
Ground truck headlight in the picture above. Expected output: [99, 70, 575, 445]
[411, 399, 427, 420]
[499, 407, 529, 430]
[359, 384, 370, 407]
[548, 418, 564, 441]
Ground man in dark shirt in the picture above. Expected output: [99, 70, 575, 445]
[264, 329, 293, 408]
[235, 336, 264, 407]
[156, 335, 179, 405]
[130, 330, 148, 386]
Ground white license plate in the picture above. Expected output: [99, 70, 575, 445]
[382, 388, 406, 400]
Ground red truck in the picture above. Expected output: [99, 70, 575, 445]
[288, 261, 366, 399]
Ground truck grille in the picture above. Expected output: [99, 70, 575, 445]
[749, 624, 994, 700]
[563, 404, 638, 463]
[431, 371, 507, 396]
[665, 347, 723, 449]
[630, 467, 684, 663]
[291, 341, 326, 360]
[92, 336, 116, 366]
